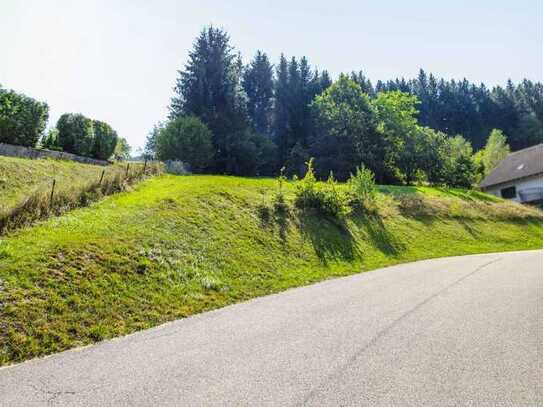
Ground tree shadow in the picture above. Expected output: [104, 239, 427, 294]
[434, 187, 498, 203]
[298, 211, 361, 264]
[351, 209, 406, 257]
[259, 204, 407, 263]
[257, 203, 291, 248]
[456, 218, 481, 238]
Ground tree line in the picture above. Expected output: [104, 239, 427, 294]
[146, 26, 537, 187]
[0, 84, 130, 161]
[366, 71, 543, 151]
[0, 86, 49, 148]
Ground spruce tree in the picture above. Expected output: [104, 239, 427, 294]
[273, 54, 290, 164]
[242, 51, 274, 137]
[169, 26, 249, 173]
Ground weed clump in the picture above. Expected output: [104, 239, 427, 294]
[348, 165, 377, 210]
[294, 159, 349, 219]
[273, 167, 290, 214]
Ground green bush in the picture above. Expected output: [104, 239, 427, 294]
[54, 114, 120, 160]
[0, 87, 49, 147]
[272, 167, 289, 213]
[92, 121, 118, 160]
[294, 158, 349, 218]
[56, 113, 95, 157]
[348, 165, 377, 207]
[155, 116, 213, 172]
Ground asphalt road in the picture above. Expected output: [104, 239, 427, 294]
[1, 250, 543, 406]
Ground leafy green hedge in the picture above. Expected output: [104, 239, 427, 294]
[0, 86, 49, 147]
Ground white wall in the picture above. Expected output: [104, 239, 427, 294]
[485, 175, 543, 202]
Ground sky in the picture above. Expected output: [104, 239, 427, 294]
[1, 0, 542, 151]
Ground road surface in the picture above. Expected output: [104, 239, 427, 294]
[1, 250, 543, 406]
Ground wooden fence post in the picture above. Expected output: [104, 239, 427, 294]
[143, 159, 148, 175]
[50, 179, 56, 209]
[125, 163, 130, 178]
[99, 169, 105, 186]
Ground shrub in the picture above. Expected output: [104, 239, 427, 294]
[294, 158, 349, 218]
[155, 116, 213, 172]
[0, 87, 49, 147]
[348, 165, 377, 207]
[114, 137, 131, 161]
[56, 113, 95, 157]
[273, 167, 289, 214]
[92, 121, 118, 160]
[55, 114, 120, 160]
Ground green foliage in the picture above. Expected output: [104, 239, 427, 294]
[348, 166, 377, 207]
[92, 121, 118, 160]
[155, 116, 213, 172]
[372, 91, 420, 183]
[169, 26, 248, 174]
[311, 75, 382, 181]
[0, 156, 163, 234]
[41, 128, 61, 150]
[56, 113, 95, 157]
[242, 51, 274, 137]
[0, 87, 49, 147]
[442, 136, 476, 188]
[478, 129, 510, 177]
[52, 114, 119, 160]
[1, 174, 543, 365]
[294, 159, 349, 218]
[272, 167, 289, 213]
[165, 27, 543, 185]
[375, 71, 543, 153]
[113, 138, 131, 161]
[144, 123, 161, 159]
[285, 141, 309, 177]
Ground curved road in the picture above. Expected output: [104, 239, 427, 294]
[1, 250, 543, 406]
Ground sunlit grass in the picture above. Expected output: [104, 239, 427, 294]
[0, 174, 542, 366]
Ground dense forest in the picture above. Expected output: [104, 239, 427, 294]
[147, 27, 542, 187]
[368, 72, 543, 151]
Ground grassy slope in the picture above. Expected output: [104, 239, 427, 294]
[1, 174, 543, 365]
[0, 156, 107, 210]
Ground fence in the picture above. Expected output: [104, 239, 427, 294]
[0, 160, 164, 234]
[0, 142, 109, 166]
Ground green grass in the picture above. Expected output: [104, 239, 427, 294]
[0, 156, 160, 234]
[1, 174, 543, 365]
[0, 156, 112, 211]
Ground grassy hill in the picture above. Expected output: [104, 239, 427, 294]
[1, 174, 543, 365]
[0, 156, 157, 233]
[0, 156, 111, 209]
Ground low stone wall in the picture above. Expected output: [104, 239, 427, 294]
[0, 143, 109, 166]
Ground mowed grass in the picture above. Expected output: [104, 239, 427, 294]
[1, 174, 543, 365]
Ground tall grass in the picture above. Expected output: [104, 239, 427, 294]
[0, 162, 163, 234]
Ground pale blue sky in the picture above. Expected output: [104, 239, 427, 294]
[1, 0, 542, 151]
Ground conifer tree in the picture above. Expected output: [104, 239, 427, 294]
[242, 51, 274, 137]
[169, 26, 249, 173]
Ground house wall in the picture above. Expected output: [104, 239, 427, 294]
[485, 175, 543, 202]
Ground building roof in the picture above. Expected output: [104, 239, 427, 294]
[480, 143, 543, 189]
